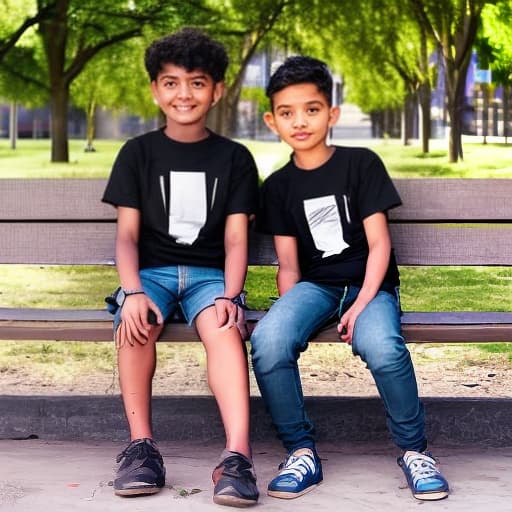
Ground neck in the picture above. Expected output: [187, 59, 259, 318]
[164, 122, 209, 143]
[293, 144, 335, 170]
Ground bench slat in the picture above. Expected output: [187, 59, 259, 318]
[1, 223, 511, 266]
[1, 309, 511, 343]
[1, 321, 511, 343]
[0, 179, 113, 221]
[2, 178, 512, 221]
[389, 179, 512, 221]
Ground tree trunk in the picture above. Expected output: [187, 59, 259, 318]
[418, 82, 431, 153]
[49, 82, 70, 162]
[85, 99, 96, 152]
[9, 102, 17, 150]
[504, 85, 510, 144]
[445, 54, 471, 163]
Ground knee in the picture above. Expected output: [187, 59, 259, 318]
[353, 333, 410, 373]
[250, 319, 298, 372]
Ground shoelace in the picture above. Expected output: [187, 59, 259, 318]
[278, 453, 316, 482]
[219, 455, 255, 480]
[116, 439, 155, 464]
[403, 453, 441, 485]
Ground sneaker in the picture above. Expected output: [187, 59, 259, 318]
[114, 438, 166, 496]
[397, 450, 449, 500]
[212, 450, 259, 507]
[267, 447, 323, 499]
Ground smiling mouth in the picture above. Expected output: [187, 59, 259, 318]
[174, 105, 194, 112]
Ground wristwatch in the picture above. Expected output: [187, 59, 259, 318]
[116, 288, 145, 307]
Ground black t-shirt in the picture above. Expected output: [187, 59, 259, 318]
[102, 128, 259, 269]
[259, 146, 401, 289]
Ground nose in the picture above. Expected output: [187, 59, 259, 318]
[177, 83, 192, 99]
[292, 112, 307, 128]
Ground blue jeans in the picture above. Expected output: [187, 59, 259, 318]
[250, 281, 426, 453]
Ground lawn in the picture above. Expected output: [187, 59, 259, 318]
[0, 136, 511, 374]
[1, 135, 511, 179]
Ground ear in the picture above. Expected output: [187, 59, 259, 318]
[150, 81, 159, 105]
[328, 105, 341, 127]
[211, 81, 225, 106]
[263, 111, 279, 135]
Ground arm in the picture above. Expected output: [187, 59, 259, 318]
[274, 235, 301, 296]
[115, 206, 163, 346]
[215, 213, 249, 329]
[338, 212, 391, 344]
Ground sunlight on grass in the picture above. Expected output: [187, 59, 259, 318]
[1, 137, 511, 382]
[1, 137, 511, 179]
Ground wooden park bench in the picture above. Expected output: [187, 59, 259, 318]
[1, 178, 512, 344]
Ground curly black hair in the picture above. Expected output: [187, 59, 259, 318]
[266, 56, 333, 109]
[144, 27, 228, 83]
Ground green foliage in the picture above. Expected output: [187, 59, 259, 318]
[240, 86, 269, 115]
[480, 1, 512, 84]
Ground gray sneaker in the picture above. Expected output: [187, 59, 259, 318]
[114, 438, 165, 496]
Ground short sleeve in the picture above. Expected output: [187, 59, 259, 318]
[225, 145, 259, 216]
[356, 150, 402, 220]
[258, 173, 295, 236]
[102, 139, 142, 209]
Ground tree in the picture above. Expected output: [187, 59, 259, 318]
[480, 0, 512, 142]
[204, 0, 291, 137]
[71, 38, 157, 151]
[0, 0, 53, 63]
[1, 0, 208, 162]
[409, 0, 493, 162]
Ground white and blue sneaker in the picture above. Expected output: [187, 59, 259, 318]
[397, 450, 449, 500]
[267, 447, 323, 499]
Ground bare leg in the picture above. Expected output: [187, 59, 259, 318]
[195, 307, 251, 458]
[116, 323, 163, 440]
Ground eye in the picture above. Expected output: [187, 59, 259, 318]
[191, 80, 206, 88]
[307, 107, 320, 115]
[279, 110, 292, 118]
[163, 80, 177, 88]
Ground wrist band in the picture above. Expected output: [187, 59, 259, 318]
[123, 289, 145, 296]
[214, 291, 247, 309]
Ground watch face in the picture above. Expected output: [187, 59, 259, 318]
[116, 288, 126, 307]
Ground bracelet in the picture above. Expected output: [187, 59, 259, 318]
[123, 289, 145, 296]
[214, 291, 247, 309]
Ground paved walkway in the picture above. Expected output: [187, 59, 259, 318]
[0, 438, 510, 511]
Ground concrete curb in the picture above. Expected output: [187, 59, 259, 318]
[1, 395, 511, 446]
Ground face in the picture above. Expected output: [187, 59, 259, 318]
[263, 83, 339, 153]
[151, 63, 224, 129]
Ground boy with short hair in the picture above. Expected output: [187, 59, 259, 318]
[102, 28, 259, 507]
[251, 55, 449, 502]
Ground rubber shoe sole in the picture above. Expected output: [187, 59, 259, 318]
[213, 493, 258, 507]
[115, 484, 162, 497]
[267, 480, 321, 499]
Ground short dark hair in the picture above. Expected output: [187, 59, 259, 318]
[266, 56, 333, 108]
[144, 27, 228, 82]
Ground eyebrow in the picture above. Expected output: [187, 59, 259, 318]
[275, 100, 324, 110]
[158, 73, 209, 81]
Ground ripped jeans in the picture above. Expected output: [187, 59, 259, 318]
[250, 281, 426, 453]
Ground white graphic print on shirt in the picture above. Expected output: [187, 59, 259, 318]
[303, 195, 349, 258]
[169, 171, 207, 245]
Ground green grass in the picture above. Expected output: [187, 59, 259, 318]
[0, 136, 511, 378]
[1, 264, 511, 314]
[1, 136, 511, 179]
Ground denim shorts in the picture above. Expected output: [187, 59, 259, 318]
[113, 265, 225, 330]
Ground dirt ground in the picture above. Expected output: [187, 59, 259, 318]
[0, 342, 510, 399]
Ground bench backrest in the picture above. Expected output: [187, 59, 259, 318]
[1, 178, 511, 266]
